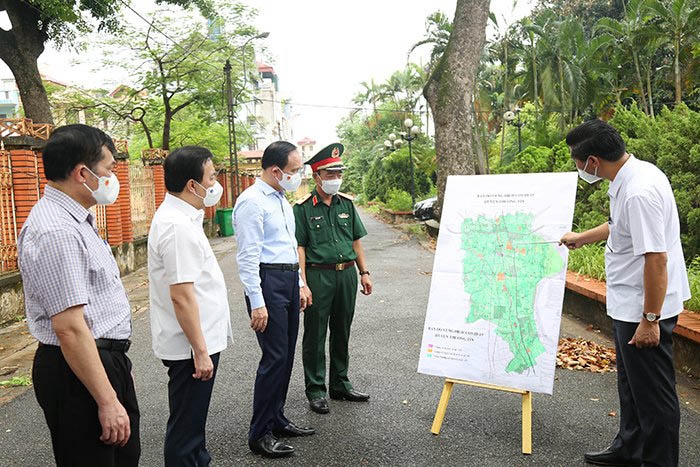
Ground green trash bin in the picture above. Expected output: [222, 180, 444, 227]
[216, 208, 234, 237]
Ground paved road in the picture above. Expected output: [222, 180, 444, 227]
[1, 209, 699, 466]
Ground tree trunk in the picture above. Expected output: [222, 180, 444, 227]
[162, 110, 172, 151]
[646, 66, 655, 119]
[532, 49, 539, 116]
[557, 53, 566, 130]
[632, 50, 649, 115]
[423, 0, 490, 219]
[0, 0, 54, 124]
[674, 35, 681, 104]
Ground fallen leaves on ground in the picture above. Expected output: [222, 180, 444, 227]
[557, 337, 616, 373]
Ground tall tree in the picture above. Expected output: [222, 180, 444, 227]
[648, 0, 700, 104]
[594, 0, 655, 115]
[0, 0, 211, 124]
[423, 0, 491, 218]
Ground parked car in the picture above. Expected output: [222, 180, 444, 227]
[413, 196, 437, 220]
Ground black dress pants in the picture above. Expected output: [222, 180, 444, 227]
[611, 317, 680, 467]
[246, 267, 300, 442]
[32, 344, 140, 467]
[162, 352, 220, 467]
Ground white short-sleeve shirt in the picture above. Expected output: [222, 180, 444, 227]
[605, 155, 691, 322]
[148, 193, 233, 360]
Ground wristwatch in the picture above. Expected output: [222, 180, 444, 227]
[644, 312, 661, 323]
[359, 270, 370, 276]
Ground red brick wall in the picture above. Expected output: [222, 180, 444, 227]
[10, 149, 41, 233]
[116, 159, 133, 243]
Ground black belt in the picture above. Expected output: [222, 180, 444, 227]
[39, 338, 131, 353]
[260, 263, 299, 272]
[95, 338, 131, 352]
[307, 260, 356, 271]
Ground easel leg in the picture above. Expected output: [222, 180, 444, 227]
[431, 380, 454, 435]
[521, 391, 532, 454]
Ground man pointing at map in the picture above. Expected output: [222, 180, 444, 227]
[560, 119, 691, 467]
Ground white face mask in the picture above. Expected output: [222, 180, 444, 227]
[320, 178, 342, 196]
[577, 158, 603, 184]
[277, 168, 302, 192]
[194, 180, 224, 207]
[83, 167, 120, 205]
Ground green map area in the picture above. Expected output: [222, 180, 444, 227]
[461, 212, 563, 374]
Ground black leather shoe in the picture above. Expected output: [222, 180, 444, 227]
[249, 433, 294, 458]
[273, 422, 316, 437]
[329, 389, 370, 402]
[584, 446, 639, 466]
[309, 398, 329, 414]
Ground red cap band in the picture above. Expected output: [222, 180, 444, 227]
[311, 157, 342, 172]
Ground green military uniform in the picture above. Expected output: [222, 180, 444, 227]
[294, 146, 368, 402]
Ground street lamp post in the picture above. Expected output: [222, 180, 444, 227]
[403, 118, 420, 206]
[383, 120, 420, 206]
[224, 32, 269, 203]
[503, 107, 524, 153]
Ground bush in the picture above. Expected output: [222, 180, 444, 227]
[687, 257, 700, 312]
[492, 104, 700, 312]
[385, 188, 414, 212]
[362, 149, 433, 203]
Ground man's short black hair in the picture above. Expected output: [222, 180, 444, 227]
[261, 141, 297, 170]
[42, 124, 116, 181]
[164, 146, 213, 193]
[565, 119, 626, 162]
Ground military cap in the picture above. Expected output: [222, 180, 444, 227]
[305, 143, 346, 172]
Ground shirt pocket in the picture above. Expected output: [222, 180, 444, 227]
[88, 241, 120, 287]
[337, 216, 353, 242]
[308, 218, 331, 243]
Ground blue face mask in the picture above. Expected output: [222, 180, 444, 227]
[577, 158, 602, 184]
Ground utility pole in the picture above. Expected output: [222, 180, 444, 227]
[224, 59, 240, 202]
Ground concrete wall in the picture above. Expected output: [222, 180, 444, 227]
[0, 273, 23, 326]
[0, 237, 150, 325]
[112, 237, 148, 276]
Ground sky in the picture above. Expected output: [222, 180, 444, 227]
[1, 0, 535, 146]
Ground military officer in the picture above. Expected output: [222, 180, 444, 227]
[294, 143, 373, 415]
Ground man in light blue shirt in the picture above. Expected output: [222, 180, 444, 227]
[234, 141, 314, 458]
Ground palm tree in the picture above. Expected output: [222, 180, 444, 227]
[379, 64, 425, 113]
[648, 0, 700, 104]
[351, 79, 382, 125]
[515, 18, 545, 115]
[408, 11, 453, 72]
[594, 0, 657, 115]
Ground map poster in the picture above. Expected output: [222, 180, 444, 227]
[417, 172, 578, 395]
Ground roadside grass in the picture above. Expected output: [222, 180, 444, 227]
[0, 375, 32, 388]
[567, 245, 699, 313]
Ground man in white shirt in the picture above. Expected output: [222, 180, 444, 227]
[148, 146, 232, 466]
[561, 120, 691, 467]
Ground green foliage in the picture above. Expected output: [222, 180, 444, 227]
[362, 150, 433, 204]
[52, 2, 260, 155]
[687, 257, 700, 312]
[610, 103, 700, 261]
[494, 103, 700, 310]
[338, 103, 436, 204]
[567, 245, 606, 281]
[0, 375, 32, 388]
[385, 189, 414, 212]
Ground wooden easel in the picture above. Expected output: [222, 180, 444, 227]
[430, 378, 533, 454]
